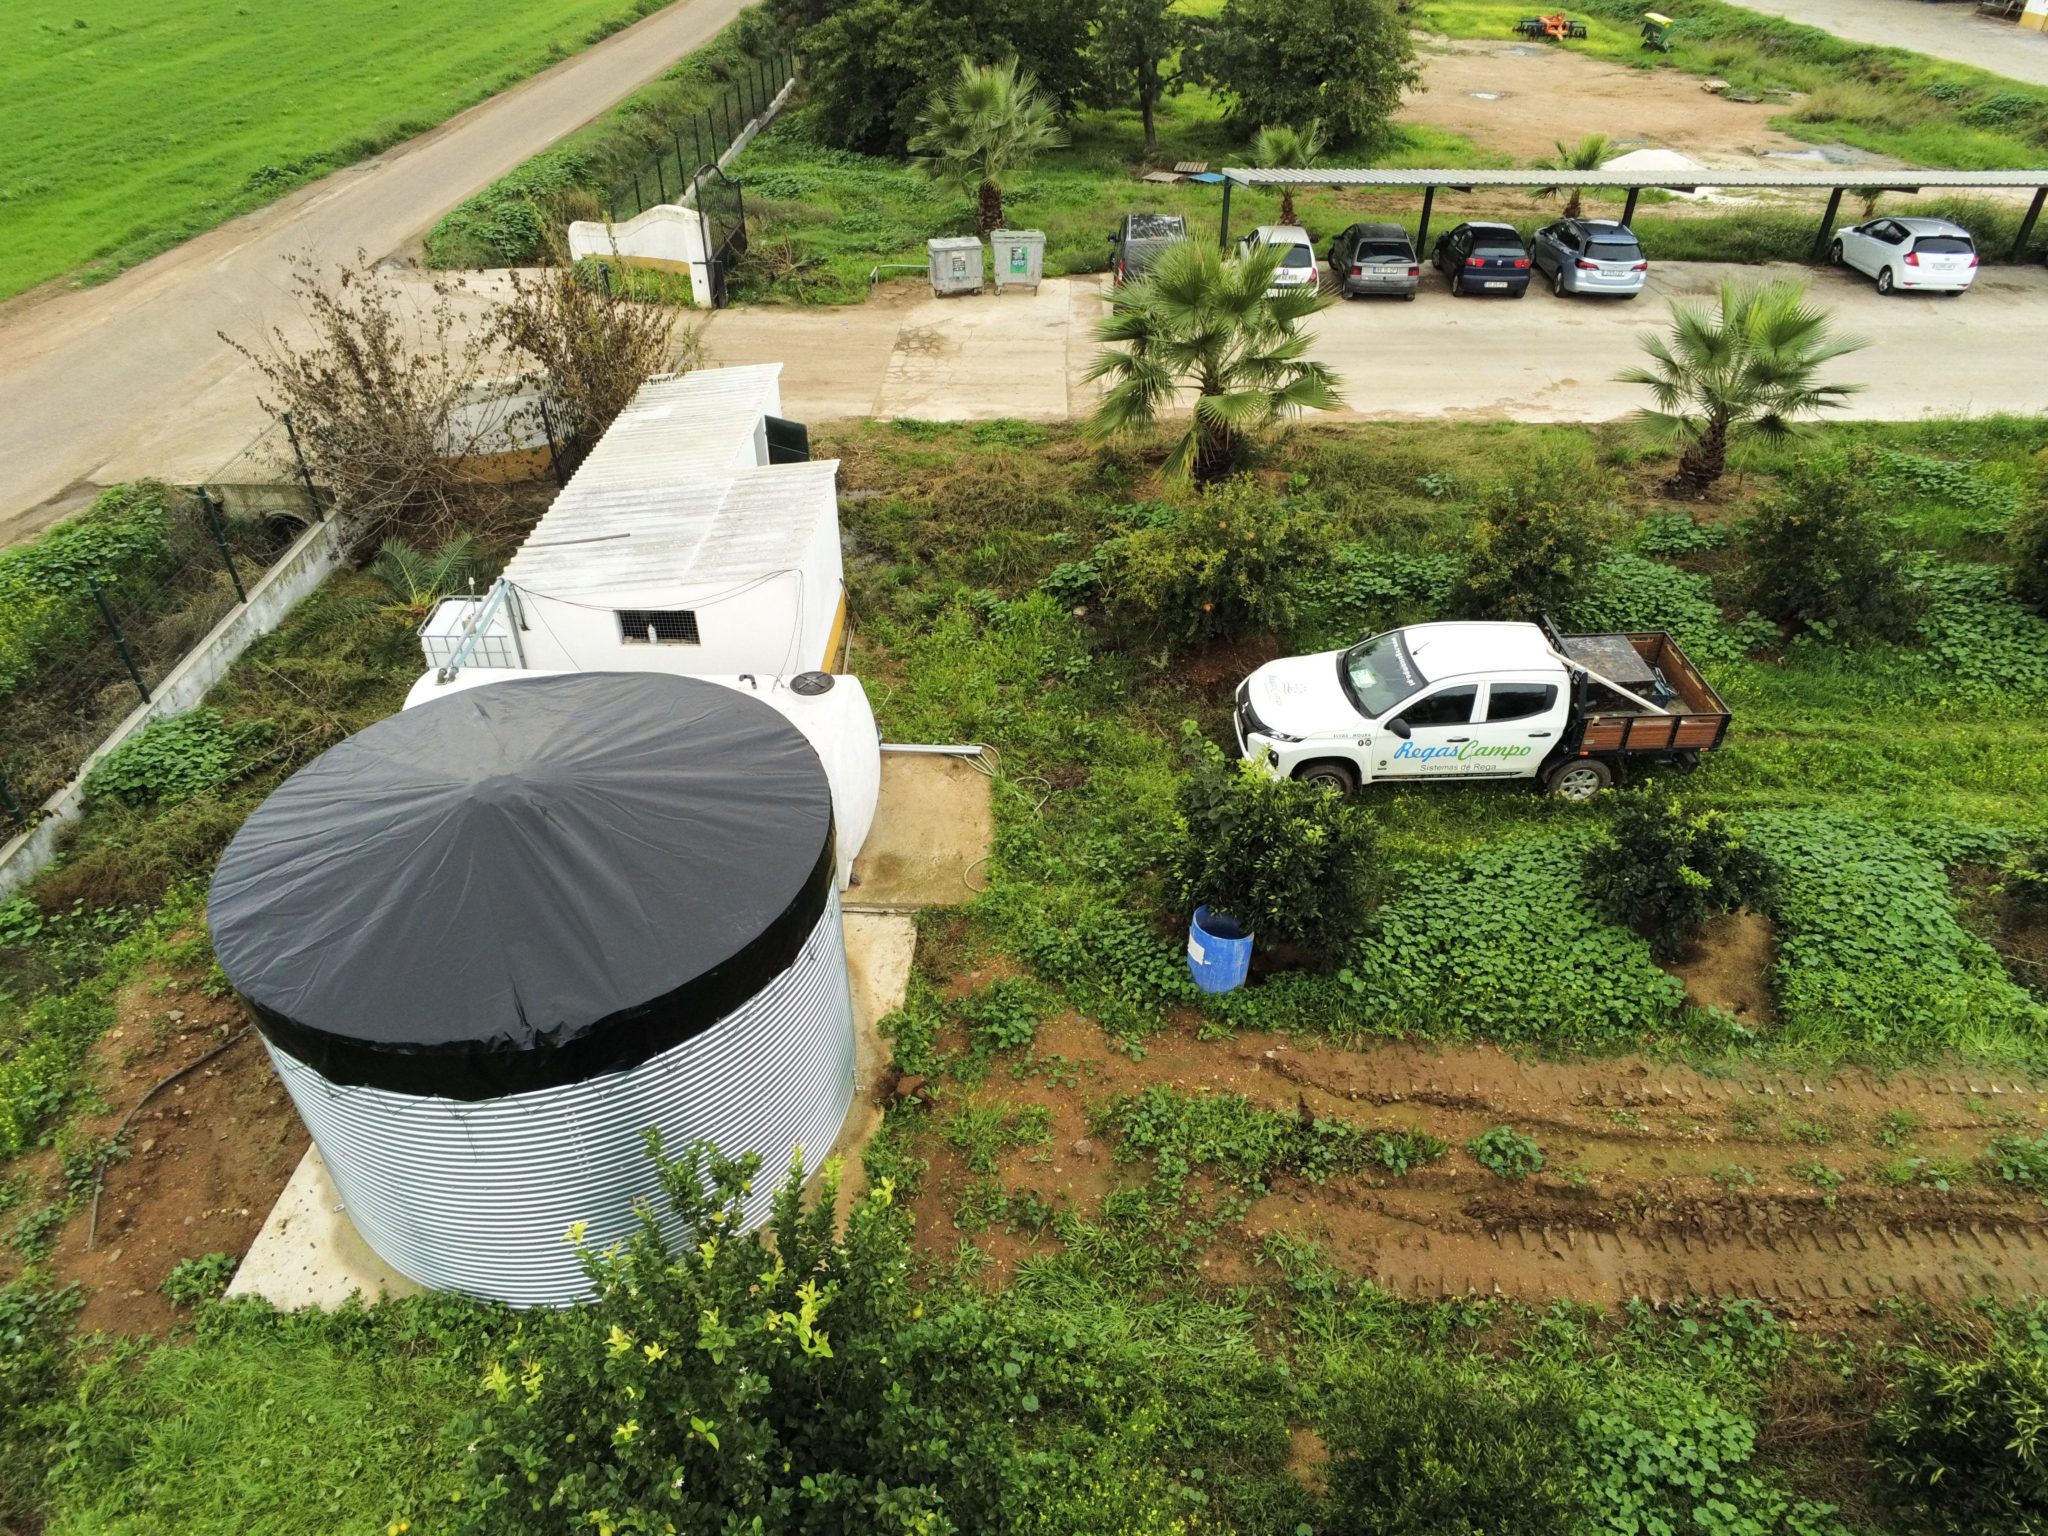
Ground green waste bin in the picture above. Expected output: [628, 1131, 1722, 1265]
[1641, 11, 1673, 49]
[990, 229, 1045, 294]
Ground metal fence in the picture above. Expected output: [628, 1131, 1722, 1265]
[0, 485, 304, 825]
[605, 50, 796, 224]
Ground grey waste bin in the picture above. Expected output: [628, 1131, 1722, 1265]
[927, 236, 984, 297]
[990, 229, 1046, 294]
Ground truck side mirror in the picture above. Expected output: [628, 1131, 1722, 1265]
[1384, 718, 1411, 739]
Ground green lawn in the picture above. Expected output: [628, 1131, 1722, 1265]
[0, 0, 682, 299]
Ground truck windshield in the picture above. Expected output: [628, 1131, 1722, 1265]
[1338, 632, 1423, 718]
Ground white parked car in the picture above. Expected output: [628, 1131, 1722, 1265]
[1233, 620, 1731, 800]
[1830, 216, 1978, 296]
[1235, 224, 1320, 296]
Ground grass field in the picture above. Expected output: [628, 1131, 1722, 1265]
[0, 0, 684, 300]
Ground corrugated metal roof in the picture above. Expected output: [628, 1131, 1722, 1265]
[505, 462, 837, 601]
[1223, 167, 2048, 189]
[502, 365, 840, 602]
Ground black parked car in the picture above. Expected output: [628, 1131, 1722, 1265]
[1327, 222, 1420, 299]
[1431, 222, 1532, 297]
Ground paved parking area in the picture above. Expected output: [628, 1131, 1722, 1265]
[702, 260, 2048, 428]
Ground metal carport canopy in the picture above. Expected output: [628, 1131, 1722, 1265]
[1216, 165, 2048, 262]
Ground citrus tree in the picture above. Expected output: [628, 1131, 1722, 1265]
[908, 56, 1067, 235]
[1087, 240, 1341, 483]
[1617, 278, 1867, 497]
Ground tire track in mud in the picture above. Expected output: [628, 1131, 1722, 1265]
[968, 1019, 2048, 1316]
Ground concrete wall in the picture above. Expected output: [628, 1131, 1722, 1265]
[566, 75, 799, 304]
[0, 516, 348, 899]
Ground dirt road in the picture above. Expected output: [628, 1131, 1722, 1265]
[0, 0, 747, 550]
[912, 1016, 2048, 1316]
[704, 260, 2048, 427]
[1723, 0, 2048, 88]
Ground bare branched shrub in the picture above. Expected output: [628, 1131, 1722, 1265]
[494, 236, 699, 477]
[224, 254, 513, 551]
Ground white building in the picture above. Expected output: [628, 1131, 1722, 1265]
[428, 365, 843, 680]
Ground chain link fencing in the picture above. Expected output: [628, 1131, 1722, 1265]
[0, 440, 320, 827]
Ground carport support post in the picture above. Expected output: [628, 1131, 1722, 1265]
[1621, 187, 1640, 228]
[1415, 186, 1437, 261]
[1810, 187, 1845, 263]
[2013, 186, 2047, 260]
[1219, 177, 1233, 249]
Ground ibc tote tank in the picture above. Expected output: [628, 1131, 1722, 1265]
[207, 673, 855, 1306]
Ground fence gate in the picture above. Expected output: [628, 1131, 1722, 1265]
[696, 166, 748, 309]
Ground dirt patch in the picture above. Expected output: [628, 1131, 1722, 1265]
[1671, 909, 1778, 1027]
[34, 974, 306, 1336]
[901, 1014, 2048, 1319]
[1404, 39, 1816, 166]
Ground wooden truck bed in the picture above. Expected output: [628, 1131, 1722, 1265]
[1560, 630, 1731, 755]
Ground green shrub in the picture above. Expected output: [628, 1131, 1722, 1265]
[1743, 457, 1924, 643]
[958, 976, 1055, 1053]
[1290, 546, 1461, 650]
[1103, 1084, 1446, 1194]
[1461, 444, 1625, 619]
[1317, 1356, 1591, 1536]
[1172, 729, 1376, 963]
[1340, 835, 1690, 1049]
[1581, 1373, 1848, 1536]
[1467, 1125, 1544, 1181]
[1873, 1307, 2048, 1534]
[2000, 829, 2048, 917]
[1987, 1134, 2048, 1192]
[161, 1251, 238, 1307]
[2007, 451, 2048, 615]
[0, 483, 172, 696]
[1748, 811, 2048, 1053]
[1562, 551, 1770, 667]
[1634, 510, 1728, 557]
[83, 710, 251, 809]
[1905, 560, 2048, 702]
[0, 1276, 82, 1526]
[1585, 793, 1775, 962]
[1099, 479, 1332, 647]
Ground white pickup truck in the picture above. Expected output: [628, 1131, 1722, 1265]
[1233, 619, 1730, 800]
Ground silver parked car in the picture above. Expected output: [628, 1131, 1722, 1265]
[1529, 219, 1648, 298]
[1327, 222, 1420, 299]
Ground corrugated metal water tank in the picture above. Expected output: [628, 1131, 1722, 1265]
[207, 673, 854, 1307]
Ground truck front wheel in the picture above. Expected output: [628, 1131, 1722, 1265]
[1544, 759, 1613, 801]
[1294, 760, 1359, 797]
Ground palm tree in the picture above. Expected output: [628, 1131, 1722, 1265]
[371, 534, 478, 623]
[1618, 279, 1868, 498]
[1086, 240, 1342, 484]
[1535, 134, 1612, 220]
[1250, 121, 1326, 226]
[908, 57, 1067, 236]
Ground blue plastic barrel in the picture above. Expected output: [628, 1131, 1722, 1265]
[1187, 906, 1253, 994]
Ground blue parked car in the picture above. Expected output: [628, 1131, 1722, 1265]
[1431, 222, 1532, 297]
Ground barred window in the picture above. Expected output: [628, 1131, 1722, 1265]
[617, 609, 700, 644]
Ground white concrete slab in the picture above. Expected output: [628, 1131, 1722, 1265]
[224, 1143, 422, 1310]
